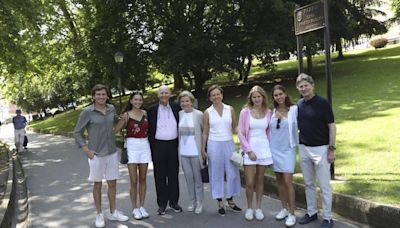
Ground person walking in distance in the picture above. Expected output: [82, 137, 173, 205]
[13, 109, 27, 152]
[74, 84, 129, 227]
[296, 74, 336, 228]
[147, 85, 183, 215]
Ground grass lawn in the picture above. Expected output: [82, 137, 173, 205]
[28, 44, 400, 205]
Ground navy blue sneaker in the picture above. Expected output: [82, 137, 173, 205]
[170, 204, 183, 213]
[299, 213, 318, 224]
[157, 206, 166, 215]
[320, 219, 333, 228]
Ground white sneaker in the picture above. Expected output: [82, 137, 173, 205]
[194, 201, 203, 214]
[132, 208, 143, 220]
[139, 207, 149, 218]
[95, 213, 105, 228]
[285, 214, 296, 227]
[187, 201, 195, 212]
[255, 208, 264, 221]
[109, 210, 129, 222]
[276, 208, 289, 220]
[245, 208, 254, 221]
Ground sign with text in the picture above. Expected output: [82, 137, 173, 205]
[294, 2, 325, 35]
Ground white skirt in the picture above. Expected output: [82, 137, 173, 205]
[126, 137, 152, 164]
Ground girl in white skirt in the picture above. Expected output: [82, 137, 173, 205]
[115, 90, 151, 220]
[237, 85, 273, 221]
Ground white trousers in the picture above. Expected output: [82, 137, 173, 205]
[14, 129, 25, 152]
[299, 144, 332, 220]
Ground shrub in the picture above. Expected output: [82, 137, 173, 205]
[369, 36, 388, 49]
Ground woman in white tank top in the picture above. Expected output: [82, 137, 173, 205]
[202, 85, 242, 216]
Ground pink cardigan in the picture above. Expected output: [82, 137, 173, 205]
[237, 107, 272, 153]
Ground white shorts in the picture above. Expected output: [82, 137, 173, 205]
[88, 152, 119, 182]
[126, 138, 152, 164]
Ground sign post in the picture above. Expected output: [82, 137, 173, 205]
[294, 0, 335, 179]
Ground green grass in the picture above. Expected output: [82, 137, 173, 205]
[28, 44, 400, 205]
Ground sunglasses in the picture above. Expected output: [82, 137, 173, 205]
[132, 89, 143, 95]
[276, 118, 281, 129]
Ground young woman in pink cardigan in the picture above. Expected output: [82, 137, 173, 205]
[237, 85, 272, 221]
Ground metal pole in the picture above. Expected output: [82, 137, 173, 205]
[324, 0, 334, 179]
[118, 64, 122, 114]
[295, 4, 304, 74]
[296, 35, 304, 74]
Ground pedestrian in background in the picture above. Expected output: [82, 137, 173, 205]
[115, 90, 151, 220]
[74, 84, 129, 228]
[270, 84, 298, 227]
[12, 109, 27, 152]
[177, 90, 205, 214]
[237, 85, 272, 221]
[202, 85, 242, 216]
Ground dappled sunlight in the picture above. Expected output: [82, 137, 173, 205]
[363, 55, 400, 61]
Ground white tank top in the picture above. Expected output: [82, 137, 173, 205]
[207, 104, 233, 141]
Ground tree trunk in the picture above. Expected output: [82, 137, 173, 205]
[336, 39, 344, 60]
[237, 58, 244, 81]
[243, 55, 253, 83]
[306, 51, 313, 75]
[173, 74, 184, 90]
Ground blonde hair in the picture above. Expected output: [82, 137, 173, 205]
[245, 85, 268, 111]
[177, 90, 195, 103]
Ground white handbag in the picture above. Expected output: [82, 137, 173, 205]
[230, 149, 244, 167]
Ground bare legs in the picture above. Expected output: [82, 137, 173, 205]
[93, 180, 117, 213]
[128, 163, 148, 208]
[275, 172, 295, 214]
[244, 165, 266, 209]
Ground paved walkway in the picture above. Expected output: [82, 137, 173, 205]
[0, 124, 359, 228]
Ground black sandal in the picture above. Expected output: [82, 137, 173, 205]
[217, 201, 226, 216]
[227, 201, 242, 212]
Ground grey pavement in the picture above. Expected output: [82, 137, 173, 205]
[0, 124, 359, 228]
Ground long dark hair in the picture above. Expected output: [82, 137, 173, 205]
[124, 90, 144, 112]
[271, 85, 294, 109]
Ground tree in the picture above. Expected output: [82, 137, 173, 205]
[392, 0, 400, 21]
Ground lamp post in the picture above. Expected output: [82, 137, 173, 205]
[114, 51, 124, 114]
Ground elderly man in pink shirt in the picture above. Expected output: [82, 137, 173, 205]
[147, 85, 182, 215]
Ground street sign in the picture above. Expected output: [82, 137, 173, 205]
[294, 1, 325, 35]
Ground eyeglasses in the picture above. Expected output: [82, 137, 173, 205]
[132, 89, 143, 95]
[276, 118, 281, 129]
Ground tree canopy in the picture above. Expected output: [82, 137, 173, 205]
[0, 0, 390, 112]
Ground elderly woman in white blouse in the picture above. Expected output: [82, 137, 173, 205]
[178, 90, 205, 214]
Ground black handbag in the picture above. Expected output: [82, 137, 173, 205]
[120, 147, 128, 164]
[120, 114, 129, 164]
[200, 160, 209, 183]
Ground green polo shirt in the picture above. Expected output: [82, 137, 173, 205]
[74, 103, 117, 157]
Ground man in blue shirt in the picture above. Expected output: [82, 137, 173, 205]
[13, 109, 27, 152]
[296, 73, 336, 228]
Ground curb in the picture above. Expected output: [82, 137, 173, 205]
[240, 171, 400, 228]
[0, 143, 29, 228]
[28, 128, 400, 227]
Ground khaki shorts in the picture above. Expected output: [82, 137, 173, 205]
[88, 152, 119, 182]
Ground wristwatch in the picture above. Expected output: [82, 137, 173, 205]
[329, 145, 336, 150]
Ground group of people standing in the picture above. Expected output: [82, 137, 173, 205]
[74, 72, 336, 228]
